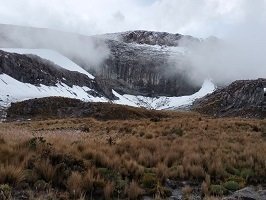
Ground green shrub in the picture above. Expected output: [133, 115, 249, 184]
[226, 166, 240, 176]
[226, 176, 246, 188]
[240, 168, 254, 180]
[210, 184, 226, 196]
[98, 168, 120, 182]
[24, 169, 39, 184]
[27, 137, 47, 150]
[141, 173, 157, 189]
[34, 180, 49, 191]
[162, 187, 172, 197]
[223, 181, 239, 191]
[114, 176, 127, 196]
[0, 184, 12, 200]
[170, 127, 184, 136]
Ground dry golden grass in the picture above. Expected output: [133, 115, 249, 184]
[34, 159, 56, 183]
[66, 172, 84, 197]
[0, 112, 265, 199]
[126, 180, 144, 200]
[103, 181, 114, 200]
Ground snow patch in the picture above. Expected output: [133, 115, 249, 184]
[113, 80, 216, 110]
[0, 74, 107, 107]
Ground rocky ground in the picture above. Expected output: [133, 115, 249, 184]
[223, 187, 266, 200]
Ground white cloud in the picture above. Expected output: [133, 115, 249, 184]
[0, 0, 265, 37]
[175, 0, 266, 85]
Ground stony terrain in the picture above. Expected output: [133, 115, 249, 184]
[192, 79, 266, 118]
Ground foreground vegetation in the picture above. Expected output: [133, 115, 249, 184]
[0, 111, 265, 199]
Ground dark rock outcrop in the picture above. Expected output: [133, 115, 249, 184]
[192, 79, 266, 118]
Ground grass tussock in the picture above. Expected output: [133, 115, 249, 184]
[0, 165, 25, 186]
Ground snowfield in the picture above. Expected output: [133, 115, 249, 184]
[0, 48, 215, 110]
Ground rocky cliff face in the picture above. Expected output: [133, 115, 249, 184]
[192, 79, 266, 118]
[0, 24, 200, 97]
[95, 40, 198, 96]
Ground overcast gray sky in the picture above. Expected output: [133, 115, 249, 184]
[0, 0, 265, 84]
[1, 0, 265, 37]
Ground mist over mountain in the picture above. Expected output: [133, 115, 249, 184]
[0, 2, 266, 200]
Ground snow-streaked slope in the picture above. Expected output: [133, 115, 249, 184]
[113, 80, 216, 110]
[0, 74, 108, 107]
[0, 48, 95, 79]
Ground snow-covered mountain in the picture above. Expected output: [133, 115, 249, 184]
[0, 24, 218, 113]
[0, 24, 202, 98]
[0, 48, 215, 110]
